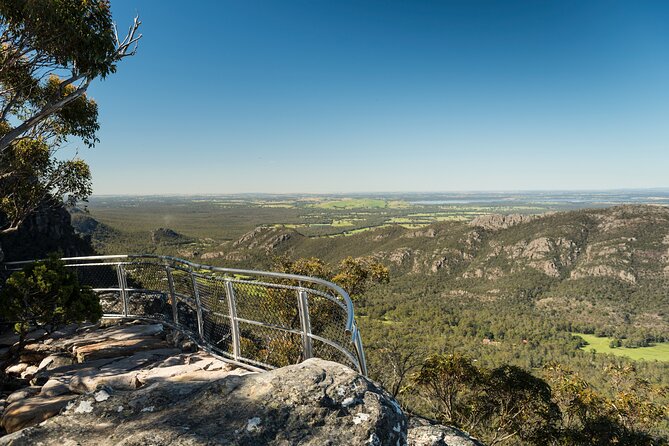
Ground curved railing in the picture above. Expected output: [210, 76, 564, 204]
[2, 254, 367, 375]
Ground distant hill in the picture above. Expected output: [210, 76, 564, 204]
[83, 203, 669, 337]
[69, 208, 119, 250]
[69, 202, 669, 440]
[150, 227, 193, 245]
[204, 205, 669, 337]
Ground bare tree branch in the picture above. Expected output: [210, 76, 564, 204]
[0, 16, 142, 155]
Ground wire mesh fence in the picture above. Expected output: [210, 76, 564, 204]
[1, 254, 367, 375]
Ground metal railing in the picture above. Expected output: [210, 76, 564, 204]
[1, 254, 367, 375]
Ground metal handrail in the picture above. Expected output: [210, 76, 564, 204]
[1, 254, 367, 375]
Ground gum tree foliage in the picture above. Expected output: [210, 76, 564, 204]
[481, 365, 560, 446]
[239, 256, 389, 367]
[412, 353, 560, 446]
[412, 353, 484, 426]
[274, 255, 390, 301]
[367, 337, 423, 399]
[0, 255, 102, 345]
[412, 353, 668, 446]
[544, 362, 669, 446]
[0, 0, 141, 234]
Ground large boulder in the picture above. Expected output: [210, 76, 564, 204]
[1, 358, 407, 445]
[1, 394, 77, 434]
[408, 416, 484, 446]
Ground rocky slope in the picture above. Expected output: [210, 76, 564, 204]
[202, 205, 668, 278]
[0, 202, 93, 262]
[0, 321, 482, 445]
[69, 207, 119, 250]
[195, 205, 669, 334]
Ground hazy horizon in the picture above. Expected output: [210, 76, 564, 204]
[87, 187, 669, 198]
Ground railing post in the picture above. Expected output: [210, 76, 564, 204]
[116, 264, 129, 317]
[224, 280, 241, 360]
[164, 264, 178, 326]
[297, 290, 313, 360]
[352, 326, 368, 376]
[190, 270, 205, 340]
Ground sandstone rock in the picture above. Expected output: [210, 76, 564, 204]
[523, 237, 553, 259]
[2, 359, 407, 446]
[97, 348, 181, 373]
[39, 380, 70, 398]
[66, 352, 227, 394]
[135, 355, 233, 385]
[570, 265, 637, 284]
[0, 394, 77, 434]
[6, 387, 41, 404]
[69, 370, 142, 394]
[31, 357, 122, 385]
[37, 354, 74, 372]
[404, 228, 437, 238]
[19, 365, 39, 380]
[408, 417, 484, 446]
[59, 323, 164, 351]
[233, 226, 267, 247]
[4, 363, 29, 376]
[18, 342, 55, 364]
[389, 248, 413, 265]
[200, 250, 225, 260]
[266, 232, 292, 249]
[535, 260, 561, 278]
[469, 214, 538, 231]
[74, 336, 170, 362]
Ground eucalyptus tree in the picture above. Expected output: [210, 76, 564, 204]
[0, 0, 141, 234]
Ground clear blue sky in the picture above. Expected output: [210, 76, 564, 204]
[84, 0, 669, 195]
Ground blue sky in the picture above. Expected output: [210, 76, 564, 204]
[83, 0, 669, 194]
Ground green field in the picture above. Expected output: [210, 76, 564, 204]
[86, 194, 587, 241]
[573, 333, 669, 362]
[313, 198, 387, 209]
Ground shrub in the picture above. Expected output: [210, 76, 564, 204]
[0, 255, 102, 343]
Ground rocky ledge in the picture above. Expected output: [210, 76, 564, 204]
[0, 321, 482, 445]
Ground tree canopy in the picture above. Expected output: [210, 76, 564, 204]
[0, 0, 141, 234]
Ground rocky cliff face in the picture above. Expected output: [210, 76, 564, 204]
[0, 202, 93, 262]
[0, 321, 482, 445]
[468, 213, 541, 231]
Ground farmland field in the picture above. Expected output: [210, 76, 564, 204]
[85, 190, 669, 244]
[574, 333, 669, 362]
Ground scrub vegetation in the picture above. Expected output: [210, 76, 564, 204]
[75, 194, 669, 445]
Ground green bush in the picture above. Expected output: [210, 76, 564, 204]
[0, 255, 102, 342]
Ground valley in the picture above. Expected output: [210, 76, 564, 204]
[72, 191, 669, 438]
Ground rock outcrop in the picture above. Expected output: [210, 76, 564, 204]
[69, 209, 119, 250]
[408, 416, 484, 446]
[0, 321, 483, 445]
[2, 357, 407, 445]
[0, 202, 92, 262]
[0, 321, 236, 433]
[469, 213, 539, 231]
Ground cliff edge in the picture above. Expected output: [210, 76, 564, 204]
[0, 321, 482, 446]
